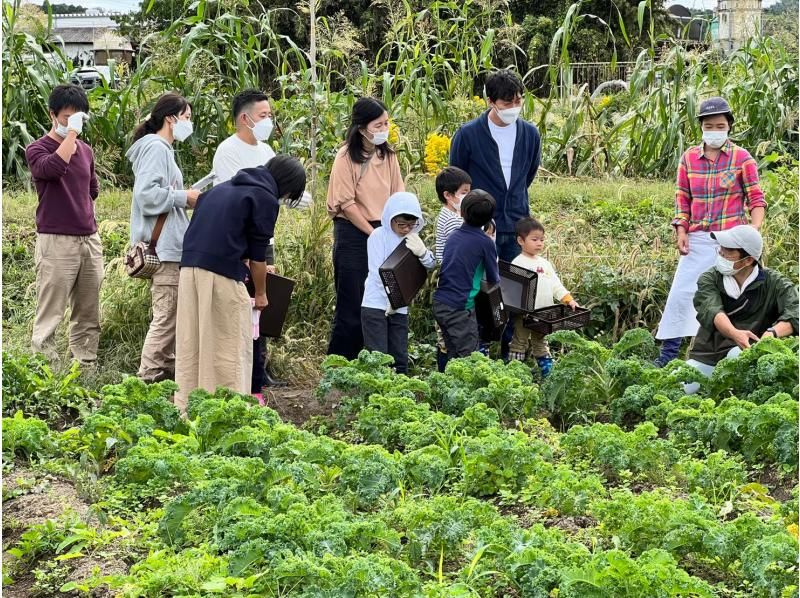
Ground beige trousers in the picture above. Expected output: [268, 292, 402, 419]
[31, 233, 104, 363]
[137, 261, 179, 381]
[174, 267, 252, 413]
[509, 317, 549, 358]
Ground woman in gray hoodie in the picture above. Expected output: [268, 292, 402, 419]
[127, 93, 200, 384]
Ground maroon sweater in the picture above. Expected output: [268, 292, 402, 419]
[25, 134, 99, 235]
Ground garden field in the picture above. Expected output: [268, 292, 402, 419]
[3, 0, 799, 595]
[3, 172, 799, 596]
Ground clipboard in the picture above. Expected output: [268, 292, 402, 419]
[191, 171, 216, 190]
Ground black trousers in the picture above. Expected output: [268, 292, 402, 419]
[251, 244, 275, 393]
[327, 218, 381, 360]
[433, 300, 479, 358]
[361, 307, 409, 374]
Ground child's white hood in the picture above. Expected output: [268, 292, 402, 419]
[380, 192, 426, 234]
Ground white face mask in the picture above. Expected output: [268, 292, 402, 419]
[247, 115, 273, 142]
[368, 130, 390, 145]
[53, 118, 69, 138]
[173, 118, 193, 142]
[715, 253, 747, 276]
[450, 193, 466, 211]
[495, 105, 522, 125]
[703, 130, 728, 149]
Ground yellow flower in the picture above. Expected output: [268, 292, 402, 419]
[424, 132, 451, 175]
[388, 119, 400, 145]
[788, 524, 798, 539]
[596, 95, 613, 111]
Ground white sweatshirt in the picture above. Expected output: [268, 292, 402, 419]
[511, 253, 572, 309]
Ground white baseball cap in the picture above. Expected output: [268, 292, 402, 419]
[711, 225, 763, 261]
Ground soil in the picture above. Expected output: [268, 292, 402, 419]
[2, 467, 90, 547]
[261, 386, 340, 427]
[754, 464, 795, 502]
[2, 466, 129, 597]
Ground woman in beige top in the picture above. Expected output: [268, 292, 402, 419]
[326, 97, 405, 359]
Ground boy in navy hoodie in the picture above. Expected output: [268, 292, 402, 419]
[433, 190, 500, 358]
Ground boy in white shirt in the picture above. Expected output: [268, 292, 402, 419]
[509, 217, 578, 376]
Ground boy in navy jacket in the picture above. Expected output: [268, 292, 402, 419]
[433, 191, 500, 358]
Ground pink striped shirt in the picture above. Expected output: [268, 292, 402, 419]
[672, 141, 766, 233]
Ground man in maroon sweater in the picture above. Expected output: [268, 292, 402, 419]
[25, 84, 103, 365]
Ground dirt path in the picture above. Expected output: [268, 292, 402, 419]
[261, 386, 338, 427]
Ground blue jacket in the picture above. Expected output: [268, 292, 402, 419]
[449, 111, 541, 234]
[181, 166, 280, 281]
[434, 224, 500, 311]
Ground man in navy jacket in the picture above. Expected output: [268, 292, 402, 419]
[450, 69, 541, 358]
[449, 69, 541, 264]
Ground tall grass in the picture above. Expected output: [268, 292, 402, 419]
[2, 0, 796, 183]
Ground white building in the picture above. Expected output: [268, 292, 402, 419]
[51, 12, 131, 68]
[716, 0, 763, 52]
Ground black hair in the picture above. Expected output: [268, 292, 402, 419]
[515, 216, 544, 238]
[435, 166, 472, 204]
[266, 154, 306, 204]
[232, 89, 270, 121]
[48, 84, 89, 115]
[484, 69, 524, 103]
[392, 213, 418, 222]
[132, 92, 190, 142]
[345, 97, 393, 164]
[700, 113, 734, 127]
[461, 190, 495, 227]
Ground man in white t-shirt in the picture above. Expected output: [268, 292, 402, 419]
[212, 89, 311, 391]
[213, 89, 277, 184]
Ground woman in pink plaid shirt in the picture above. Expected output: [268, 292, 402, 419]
[655, 96, 766, 367]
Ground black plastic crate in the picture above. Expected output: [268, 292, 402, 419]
[379, 242, 428, 309]
[249, 273, 295, 338]
[475, 281, 507, 341]
[522, 304, 590, 335]
[499, 260, 539, 313]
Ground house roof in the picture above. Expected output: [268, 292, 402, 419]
[52, 27, 111, 43]
[51, 28, 132, 50]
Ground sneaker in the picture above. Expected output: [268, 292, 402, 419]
[252, 392, 266, 406]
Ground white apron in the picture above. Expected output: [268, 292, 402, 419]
[656, 231, 719, 339]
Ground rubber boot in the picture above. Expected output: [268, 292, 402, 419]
[437, 349, 450, 373]
[536, 356, 554, 378]
[656, 337, 682, 368]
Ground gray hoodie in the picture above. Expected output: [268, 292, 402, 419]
[126, 134, 190, 262]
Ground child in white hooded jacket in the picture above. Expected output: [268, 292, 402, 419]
[361, 192, 435, 373]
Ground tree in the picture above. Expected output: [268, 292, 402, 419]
[41, 2, 87, 14]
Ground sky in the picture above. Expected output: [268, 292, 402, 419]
[53, 0, 782, 13]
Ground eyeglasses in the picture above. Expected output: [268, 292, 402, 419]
[392, 219, 417, 231]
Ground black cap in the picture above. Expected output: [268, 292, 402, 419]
[698, 96, 734, 122]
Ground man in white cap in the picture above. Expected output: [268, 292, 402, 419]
[686, 225, 797, 382]
[655, 96, 767, 366]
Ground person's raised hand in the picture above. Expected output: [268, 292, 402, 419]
[67, 111, 89, 134]
[404, 232, 427, 257]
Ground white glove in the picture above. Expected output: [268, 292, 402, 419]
[67, 112, 89, 134]
[385, 304, 397, 317]
[404, 232, 427, 257]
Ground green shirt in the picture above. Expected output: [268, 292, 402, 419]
[690, 267, 799, 365]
